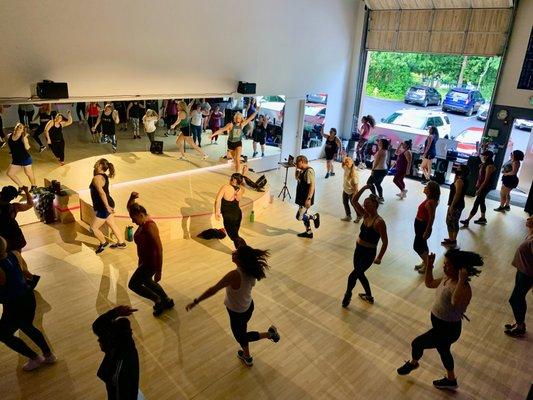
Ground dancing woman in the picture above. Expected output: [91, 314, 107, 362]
[356, 115, 375, 167]
[342, 185, 388, 307]
[393, 140, 412, 199]
[340, 156, 361, 222]
[397, 250, 483, 391]
[44, 110, 73, 165]
[208, 105, 224, 145]
[366, 138, 389, 203]
[494, 150, 524, 212]
[92, 104, 120, 153]
[211, 107, 260, 172]
[321, 127, 342, 178]
[421, 126, 439, 183]
[86, 102, 101, 143]
[6, 123, 37, 189]
[414, 181, 440, 273]
[442, 164, 469, 247]
[127, 192, 174, 316]
[461, 150, 495, 226]
[142, 109, 159, 144]
[215, 173, 246, 249]
[89, 159, 126, 254]
[127, 101, 145, 139]
[170, 100, 207, 160]
[31, 104, 51, 152]
[185, 245, 280, 367]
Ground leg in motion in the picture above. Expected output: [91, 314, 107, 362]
[6, 165, 23, 187]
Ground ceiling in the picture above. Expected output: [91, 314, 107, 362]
[364, 0, 513, 9]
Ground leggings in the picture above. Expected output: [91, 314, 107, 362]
[32, 126, 45, 147]
[346, 244, 376, 297]
[411, 313, 461, 371]
[367, 169, 387, 198]
[0, 291, 51, 359]
[469, 189, 489, 216]
[128, 266, 168, 304]
[413, 218, 429, 256]
[509, 270, 533, 325]
[146, 130, 155, 143]
[191, 124, 202, 146]
[18, 110, 34, 125]
[88, 116, 99, 133]
[222, 209, 245, 248]
[76, 104, 85, 121]
[227, 301, 260, 348]
[446, 207, 464, 233]
[342, 191, 360, 217]
[131, 118, 140, 134]
[356, 138, 367, 164]
[50, 140, 65, 162]
[393, 169, 407, 191]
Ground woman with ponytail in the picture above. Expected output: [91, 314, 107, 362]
[89, 158, 126, 254]
[397, 249, 483, 390]
[356, 115, 375, 167]
[186, 246, 280, 367]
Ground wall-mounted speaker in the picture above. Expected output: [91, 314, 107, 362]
[237, 81, 256, 95]
[36, 81, 69, 99]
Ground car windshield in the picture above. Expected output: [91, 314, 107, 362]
[382, 112, 426, 129]
[456, 129, 481, 144]
[260, 96, 285, 103]
[449, 91, 469, 100]
[305, 106, 325, 116]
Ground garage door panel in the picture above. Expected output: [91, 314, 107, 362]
[397, 0, 434, 8]
[429, 32, 466, 54]
[433, 0, 472, 8]
[464, 32, 507, 55]
[367, 30, 397, 50]
[399, 10, 433, 31]
[397, 31, 430, 52]
[471, 0, 512, 8]
[470, 8, 511, 33]
[369, 10, 399, 31]
[365, 0, 400, 10]
[432, 9, 470, 31]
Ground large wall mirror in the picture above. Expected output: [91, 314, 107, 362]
[297, 93, 327, 160]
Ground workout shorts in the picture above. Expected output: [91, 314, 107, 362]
[12, 156, 32, 167]
[228, 141, 242, 151]
[95, 209, 111, 219]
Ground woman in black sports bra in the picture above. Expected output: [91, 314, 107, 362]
[342, 184, 388, 307]
[215, 173, 246, 249]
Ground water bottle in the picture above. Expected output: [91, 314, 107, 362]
[125, 226, 134, 242]
[249, 210, 255, 223]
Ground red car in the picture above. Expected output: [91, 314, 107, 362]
[454, 127, 513, 157]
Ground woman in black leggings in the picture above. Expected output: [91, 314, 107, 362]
[397, 249, 483, 391]
[44, 111, 73, 165]
[342, 185, 388, 307]
[461, 150, 495, 227]
[366, 138, 389, 203]
[215, 173, 246, 249]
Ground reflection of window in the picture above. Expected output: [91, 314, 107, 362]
[303, 94, 328, 150]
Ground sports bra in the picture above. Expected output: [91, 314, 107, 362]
[358, 216, 381, 245]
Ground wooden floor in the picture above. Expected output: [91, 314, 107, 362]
[0, 133, 531, 399]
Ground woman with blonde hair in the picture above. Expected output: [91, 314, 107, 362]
[340, 156, 361, 222]
[6, 123, 37, 190]
[89, 158, 126, 254]
[171, 100, 207, 160]
[142, 109, 159, 144]
[211, 107, 260, 172]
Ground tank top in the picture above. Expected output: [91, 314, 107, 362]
[360, 122, 370, 140]
[431, 279, 467, 322]
[0, 252, 30, 303]
[324, 137, 338, 154]
[8, 134, 30, 164]
[178, 111, 190, 129]
[224, 268, 256, 312]
[358, 216, 381, 245]
[49, 124, 64, 142]
[191, 110, 203, 126]
[88, 104, 99, 117]
[134, 219, 159, 270]
[166, 101, 177, 116]
[101, 112, 115, 134]
[143, 117, 157, 133]
[448, 177, 467, 209]
[343, 166, 357, 194]
[416, 200, 430, 221]
[129, 103, 141, 119]
[228, 123, 243, 143]
[425, 133, 438, 157]
[396, 151, 408, 172]
[90, 173, 115, 212]
[210, 111, 223, 129]
[373, 149, 387, 170]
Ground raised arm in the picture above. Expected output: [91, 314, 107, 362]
[211, 123, 232, 139]
[424, 253, 442, 288]
[241, 105, 260, 126]
[61, 110, 73, 127]
[374, 218, 388, 264]
[185, 270, 239, 311]
[127, 191, 139, 211]
[352, 185, 370, 217]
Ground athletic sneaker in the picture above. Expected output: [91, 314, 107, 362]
[401, 189, 408, 198]
[252, 152, 258, 157]
[358, 293, 374, 304]
[261, 153, 265, 157]
[342, 292, 352, 308]
[268, 326, 280, 343]
[505, 325, 526, 338]
[112, 146, 117, 153]
[378, 197, 385, 204]
[414, 262, 425, 271]
[417, 266, 426, 274]
[325, 173, 330, 179]
[95, 242, 109, 254]
[330, 172, 335, 177]
[43, 353, 57, 364]
[459, 219, 469, 227]
[110, 242, 126, 249]
[297, 231, 313, 239]
[473, 217, 487, 225]
[354, 216, 362, 223]
[433, 377, 458, 390]
[237, 350, 253, 366]
[504, 205, 510, 211]
[23, 355, 45, 371]
[494, 206, 506, 212]
[397, 361, 419, 375]
[341, 215, 352, 222]
[313, 213, 320, 229]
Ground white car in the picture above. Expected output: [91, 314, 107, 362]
[373, 109, 451, 150]
[257, 95, 285, 126]
[476, 103, 490, 121]
[514, 119, 533, 131]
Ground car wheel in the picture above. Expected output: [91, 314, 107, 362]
[466, 108, 473, 117]
[404, 100, 409, 104]
[422, 100, 428, 107]
[442, 107, 447, 112]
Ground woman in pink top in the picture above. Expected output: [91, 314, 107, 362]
[356, 115, 375, 167]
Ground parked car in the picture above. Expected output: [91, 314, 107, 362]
[304, 104, 326, 131]
[442, 87, 484, 116]
[514, 119, 533, 131]
[476, 102, 490, 121]
[373, 109, 451, 151]
[257, 95, 285, 126]
[404, 85, 442, 107]
[453, 126, 514, 159]
[306, 93, 328, 104]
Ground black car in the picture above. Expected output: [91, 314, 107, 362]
[404, 86, 442, 107]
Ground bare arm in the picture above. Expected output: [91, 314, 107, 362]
[478, 165, 495, 191]
[242, 106, 260, 126]
[504, 161, 520, 176]
[424, 200, 436, 239]
[405, 150, 412, 173]
[44, 120, 53, 142]
[374, 218, 388, 263]
[186, 270, 239, 310]
[449, 179, 463, 210]
[126, 103, 132, 119]
[214, 186, 225, 216]
[424, 253, 442, 288]
[452, 269, 472, 309]
[352, 185, 370, 217]
[22, 134, 31, 151]
[13, 187, 34, 212]
[112, 110, 120, 124]
[127, 191, 139, 211]
[92, 115, 102, 131]
[211, 123, 232, 138]
[423, 135, 433, 155]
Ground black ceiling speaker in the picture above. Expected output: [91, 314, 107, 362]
[36, 80, 69, 99]
[237, 81, 256, 95]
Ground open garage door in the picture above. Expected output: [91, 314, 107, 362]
[365, 1, 513, 56]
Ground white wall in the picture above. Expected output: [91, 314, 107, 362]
[493, 0, 533, 109]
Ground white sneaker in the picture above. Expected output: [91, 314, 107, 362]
[23, 355, 45, 371]
[354, 216, 362, 223]
[341, 215, 352, 222]
[401, 189, 408, 198]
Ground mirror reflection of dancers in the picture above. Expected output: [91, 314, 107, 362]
[92, 104, 120, 153]
[211, 107, 259, 172]
[340, 156, 361, 222]
[126, 101, 145, 139]
[294, 155, 320, 238]
[142, 109, 159, 144]
[215, 173, 246, 249]
[356, 115, 375, 168]
[170, 100, 207, 160]
[342, 185, 388, 307]
[397, 250, 483, 391]
[442, 164, 469, 247]
[185, 245, 280, 367]
[321, 127, 342, 178]
[208, 105, 224, 145]
[86, 102, 101, 143]
[0, 237, 56, 372]
[31, 104, 51, 152]
[366, 138, 389, 204]
[414, 181, 440, 274]
[44, 111, 73, 166]
[393, 140, 412, 199]
[127, 192, 174, 316]
[90, 159, 126, 254]
[6, 123, 37, 190]
[252, 115, 268, 157]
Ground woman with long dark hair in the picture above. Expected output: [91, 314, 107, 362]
[321, 127, 342, 178]
[461, 150, 496, 226]
[127, 192, 174, 316]
[89, 158, 126, 254]
[442, 164, 469, 247]
[44, 110, 73, 165]
[31, 103, 51, 152]
[185, 245, 280, 366]
[6, 123, 37, 190]
[215, 173, 246, 249]
[414, 181, 440, 273]
[342, 185, 388, 307]
[421, 126, 439, 184]
[495, 150, 524, 212]
[393, 140, 412, 199]
[357, 115, 375, 167]
[397, 249, 483, 391]
[366, 138, 389, 203]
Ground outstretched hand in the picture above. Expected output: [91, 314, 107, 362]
[115, 305, 137, 316]
[427, 252, 436, 267]
[185, 301, 197, 312]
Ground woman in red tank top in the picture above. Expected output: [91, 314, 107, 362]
[413, 181, 440, 273]
[86, 103, 101, 143]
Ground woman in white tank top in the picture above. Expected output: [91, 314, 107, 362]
[186, 245, 280, 366]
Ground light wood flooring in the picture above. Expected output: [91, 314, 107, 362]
[0, 132, 531, 399]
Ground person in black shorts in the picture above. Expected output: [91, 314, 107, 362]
[215, 173, 247, 249]
[252, 115, 269, 158]
[44, 111, 73, 165]
[321, 127, 342, 178]
[6, 123, 37, 189]
[495, 150, 524, 212]
[294, 155, 320, 238]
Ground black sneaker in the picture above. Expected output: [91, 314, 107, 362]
[110, 242, 127, 249]
[358, 293, 374, 304]
[252, 152, 258, 157]
[421, 179, 428, 185]
[313, 213, 320, 229]
[473, 217, 487, 225]
[504, 205, 510, 211]
[268, 326, 280, 343]
[397, 361, 419, 375]
[325, 173, 330, 179]
[237, 350, 253, 366]
[153, 301, 165, 317]
[505, 325, 526, 338]
[494, 206, 506, 212]
[297, 231, 313, 239]
[342, 292, 352, 308]
[330, 172, 335, 177]
[163, 298, 175, 310]
[460, 219, 469, 227]
[95, 242, 109, 254]
[432, 377, 458, 390]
